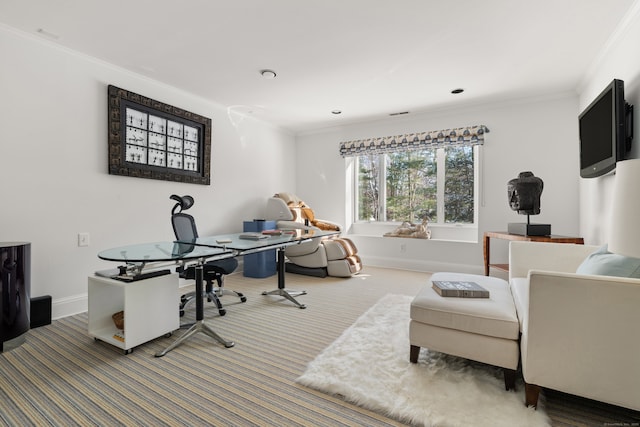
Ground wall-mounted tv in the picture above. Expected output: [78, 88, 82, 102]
[579, 79, 633, 178]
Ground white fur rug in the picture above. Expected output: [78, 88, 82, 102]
[297, 294, 550, 427]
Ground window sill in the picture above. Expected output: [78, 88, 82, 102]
[348, 222, 478, 243]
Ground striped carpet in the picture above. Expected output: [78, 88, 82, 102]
[1, 266, 639, 426]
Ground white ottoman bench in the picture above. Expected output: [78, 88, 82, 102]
[409, 272, 520, 390]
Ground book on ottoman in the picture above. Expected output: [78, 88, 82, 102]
[432, 280, 490, 298]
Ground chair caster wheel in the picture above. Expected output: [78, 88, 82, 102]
[240, 297, 247, 303]
[219, 309, 227, 316]
[179, 310, 185, 317]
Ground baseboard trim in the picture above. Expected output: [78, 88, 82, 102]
[52, 294, 88, 320]
[360, 255, 483, 275]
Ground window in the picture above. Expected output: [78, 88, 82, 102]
[339, 125, 488, 229]
[444, 145, 475, 223]
[355, 145, 476, 224]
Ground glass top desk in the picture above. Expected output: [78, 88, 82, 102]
[179, 229, 339, 309]
[97, 230, 338, 356]
[97, 241, 235, 357]
[98, 241, 231, 265]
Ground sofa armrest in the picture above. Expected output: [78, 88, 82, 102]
[509, 241, 597, 280]
[521, 270, 640, 410]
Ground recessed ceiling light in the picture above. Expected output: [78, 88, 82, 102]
[260, 69, 277, 79]
[331, 110, 342, 115]
[451, 88, 464, 94]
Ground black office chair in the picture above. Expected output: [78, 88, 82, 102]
[170, 195, 245, 316]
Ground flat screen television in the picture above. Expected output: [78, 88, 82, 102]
[579, 79, 633, 178]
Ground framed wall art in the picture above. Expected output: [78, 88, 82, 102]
[107, 85, 211, 185]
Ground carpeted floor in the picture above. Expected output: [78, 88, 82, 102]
[297, 294, 550, 427]
[0, 266, 638, 426]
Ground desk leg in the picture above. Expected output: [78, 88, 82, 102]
[262, 247, 307, 309]
[156, 263, 234, 357]
[483, 234, 490, 276]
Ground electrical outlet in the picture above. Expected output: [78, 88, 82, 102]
[78, 233, 90, 247]
[400, 243, 406, 253]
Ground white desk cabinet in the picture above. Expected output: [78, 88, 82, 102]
[88, 273, 179, 354]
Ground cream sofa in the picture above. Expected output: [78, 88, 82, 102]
[509, 241, 640, 411]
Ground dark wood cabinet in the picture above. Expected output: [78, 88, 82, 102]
[483, 232, 584, 276]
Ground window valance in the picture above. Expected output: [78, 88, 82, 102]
[338, 125, 489, 157]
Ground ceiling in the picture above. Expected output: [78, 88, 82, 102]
[0, 0, 637, 133]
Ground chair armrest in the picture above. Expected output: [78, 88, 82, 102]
[276, 220, 317, 231]
[509, 241, 597, 280]
[522, 270, 640, 410]
[313, 218, 343, 231]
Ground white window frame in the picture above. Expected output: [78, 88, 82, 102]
[350, 145, 481, 242]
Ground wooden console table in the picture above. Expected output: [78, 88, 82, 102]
[483, 231, 584, 276]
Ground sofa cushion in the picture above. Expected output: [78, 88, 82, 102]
[576, 244, 640, 278]
[411, 272, 519, 340]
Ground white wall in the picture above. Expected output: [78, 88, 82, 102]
[295, 94, 581, 274]
[6, 4, 632, 319]
[0, 26, 296, 318]
[579, 4, 640, 245]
